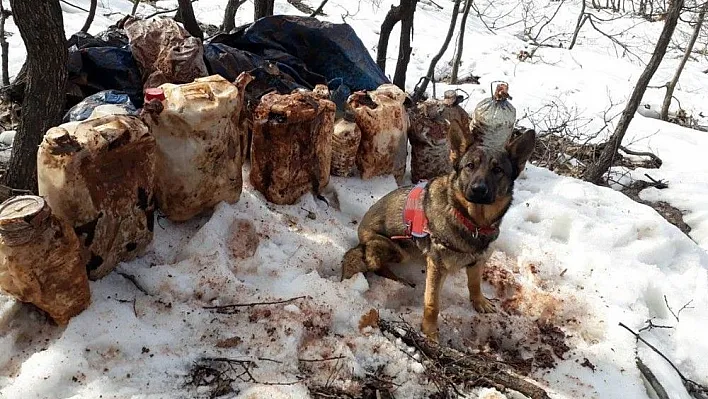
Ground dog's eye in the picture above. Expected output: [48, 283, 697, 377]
[465, 162, 475, 169]
[492, 166, 503, 174]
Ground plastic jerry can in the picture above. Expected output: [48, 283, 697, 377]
[143, 73, 253, 222]
[349, 84, 409, 184]
[37, 115, 156, 280]
[408, 99, 452, 183]
[330, 109, 361, 177]
[250, 88, 336, 205]
[0, 196, 90, 325]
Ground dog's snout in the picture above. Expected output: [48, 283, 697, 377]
[470, 183, 488, 196]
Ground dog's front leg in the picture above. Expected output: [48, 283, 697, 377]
[421, 256, 447, 342]
[466, 260, 496, 314]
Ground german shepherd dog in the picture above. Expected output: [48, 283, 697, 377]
[340, 130, 536, 341]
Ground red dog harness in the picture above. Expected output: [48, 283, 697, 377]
[390, 181, 500, 240]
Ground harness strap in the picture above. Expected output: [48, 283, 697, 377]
[391, 181, 429, 240]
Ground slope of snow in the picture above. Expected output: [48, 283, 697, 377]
[1, 0, 707, 398]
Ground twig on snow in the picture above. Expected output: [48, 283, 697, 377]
[60, 0, 90, 13]
[378, 318, 552, 399]
[117, 272, 151, 296]
[619, 322, 708, 398]
[298, 355, 347, 362]
[204, 295, 309, 313]
[664, 295, 694, 322]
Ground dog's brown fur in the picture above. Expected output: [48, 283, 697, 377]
[340, 130, 536, 341]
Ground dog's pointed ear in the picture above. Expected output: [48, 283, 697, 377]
[451, 139, 471, 172]
[505, 129, 536, 178]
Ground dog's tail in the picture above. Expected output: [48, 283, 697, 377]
[340, 245, 368, 281]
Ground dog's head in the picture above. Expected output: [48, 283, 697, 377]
[452, 130, 536, 204]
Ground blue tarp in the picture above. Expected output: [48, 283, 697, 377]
[63, 90, 139, 123]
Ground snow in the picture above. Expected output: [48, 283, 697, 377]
[1, 0, 708, 398]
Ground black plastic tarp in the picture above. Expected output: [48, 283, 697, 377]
[209, 15, 389, 92]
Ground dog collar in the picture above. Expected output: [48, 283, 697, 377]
[452, 208, 499, 238]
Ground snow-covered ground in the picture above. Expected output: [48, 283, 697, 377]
[1, 0, 708, 398]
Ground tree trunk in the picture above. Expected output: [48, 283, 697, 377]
[254, 0, 275, 21]
[412, 0, 463, 102]
[393, 0, 418, 90]
[450, 0, 472, 84]
[0, 1, 10, 86]
[176, 0, 203, 39]
[3, 0, 68, 193]
[568, 0, 587, 50]
[131, 0, 140, 15]
[222, 0, 245, 32]
[376, 5, 402, 73]
[660, 3, 706, 121]
[583, 0, 684, 184]
[80, 0, 97, 33]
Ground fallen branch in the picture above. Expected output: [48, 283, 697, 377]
[298, 355, 346, 363]
[378, 318, 552, 399]
[619, 145, 663, 168]
[60, 0, 90, 13]
[619, 322, 708, 399]
[309, 0, 329, 17]
[117, 272, 151, 296]
[644, 174, 668, 189]
[204, 295, 309, 313]
[636, 357, 671, 399]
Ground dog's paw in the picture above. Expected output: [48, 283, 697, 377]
[471, 295, 497, 314]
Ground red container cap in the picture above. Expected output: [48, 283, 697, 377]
[144, 88, 165, 102]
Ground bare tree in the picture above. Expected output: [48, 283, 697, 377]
[569, 0, 588, 50]
[222, 0, 246, 32]
[412, 0, 463, 101]
[393, 0, 418, 90]
[176, 0, 203, 39]
[0, 0, 9, 86]
[376, 5, 402, 72]
[3, 0, 67, 193]
[451, 0, 472, 84]
[661, 2, 706, 120]
[584, 0, 685, 184]
[254, 0, 275, 20]
[80, 0, 97, 33]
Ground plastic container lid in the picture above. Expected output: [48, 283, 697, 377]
[0, 196, 51, 244]
[144, 88, 166, 102]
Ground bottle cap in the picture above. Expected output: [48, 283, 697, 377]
[144, 88, 165, 102]
[0, 196, 51, 245]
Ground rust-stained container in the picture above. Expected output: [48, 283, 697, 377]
[37, 115, 156, 280]
[349, 84, 409, 183]
[330, 109, 361, 177]
[250, 89, 336, 205]
[408, 99, 451, 183]
[0, 196, 90, 325]
[441, 90, 473, 165]
[144, 73, 253, 222]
